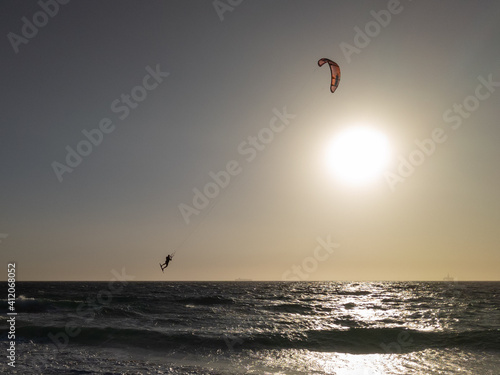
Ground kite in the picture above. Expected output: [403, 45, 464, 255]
[318, 58, 341, 93]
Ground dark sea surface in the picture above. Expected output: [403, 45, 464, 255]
[1, 281, 500, 374]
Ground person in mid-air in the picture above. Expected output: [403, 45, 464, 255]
[160, 254, 173, 272]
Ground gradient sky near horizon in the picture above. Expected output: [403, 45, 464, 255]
[1, 1, 500, 281]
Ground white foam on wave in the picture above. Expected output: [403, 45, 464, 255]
[18, 295, 36, 301]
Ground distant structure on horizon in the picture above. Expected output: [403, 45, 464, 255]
[235, 278, 252, 281]
[443, 273, 455, 281]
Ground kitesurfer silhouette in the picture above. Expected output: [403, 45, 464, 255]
[160, 254, 173, 272]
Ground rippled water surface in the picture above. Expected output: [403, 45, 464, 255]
[1, 281, 499, 374]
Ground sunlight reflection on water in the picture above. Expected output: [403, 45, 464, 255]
[245, 348, 499, 375]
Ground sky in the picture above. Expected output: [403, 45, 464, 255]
[1, 0, 499, 281]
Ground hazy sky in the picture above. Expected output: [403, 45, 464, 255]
[1, 1, 499, 281]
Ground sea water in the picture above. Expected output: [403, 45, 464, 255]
[1, 281, 499, 374]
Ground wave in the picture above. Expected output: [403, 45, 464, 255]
[336, 290, 372, 296]
[0, 295, 235, 318]
[4, 325, 499, 354]
[299, 328, 500, 353]
[176, 296, 235, 305]
[263, 303, 314, 314]
[0, 296, 97, 314]
[0, 296, 49, 313]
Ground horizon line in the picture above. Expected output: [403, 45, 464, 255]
[4, 279, 500, 282]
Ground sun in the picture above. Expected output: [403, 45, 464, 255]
[325, 126, 390, 185]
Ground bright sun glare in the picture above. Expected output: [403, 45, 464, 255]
[325, 126, 390, 185]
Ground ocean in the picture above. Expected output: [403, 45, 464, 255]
[1, 281, 499, 374]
